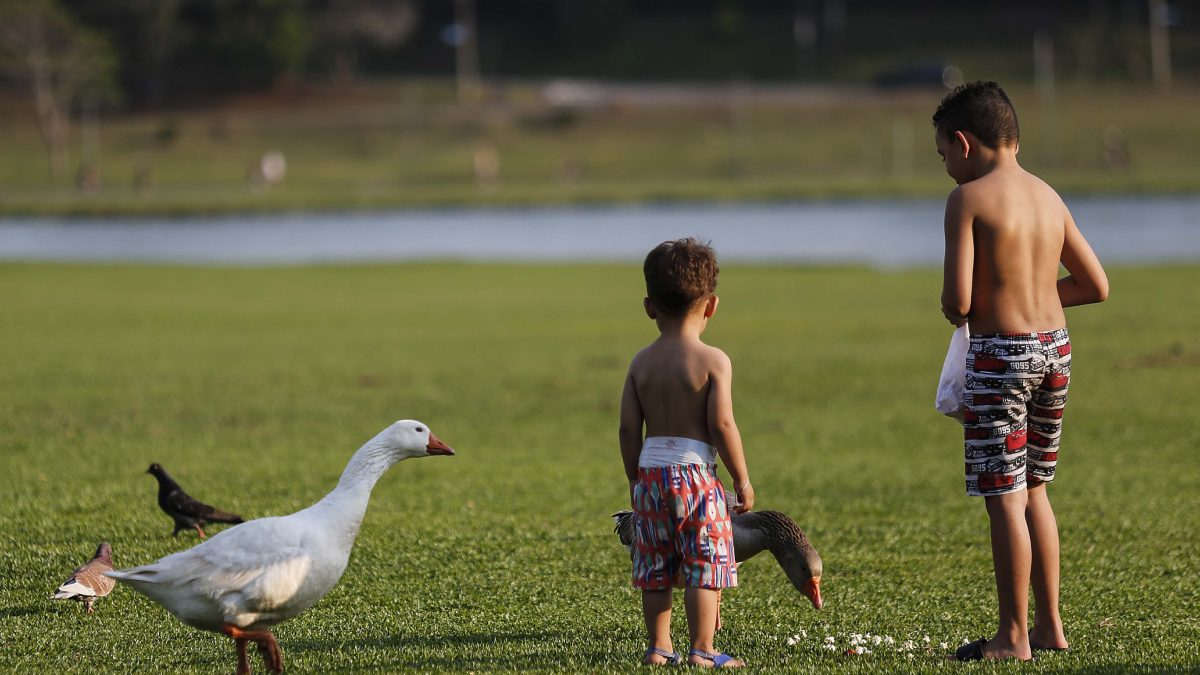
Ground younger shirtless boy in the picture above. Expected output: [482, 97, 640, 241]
[934, 81, 1109, 661]
[619, 238, 753, 668]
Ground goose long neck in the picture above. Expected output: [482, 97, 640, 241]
[731, 515, 769, 561]
[335, 441, 395, 493]
[313, 440, 396, 531]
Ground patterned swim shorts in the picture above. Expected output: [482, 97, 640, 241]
[631, 464, 737, 590]
[963, 328, 1071, 497]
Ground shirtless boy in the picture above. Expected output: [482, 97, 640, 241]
[934, 81, 1109, 661]
[619, 238, 754, 668]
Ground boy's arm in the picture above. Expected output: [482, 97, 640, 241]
[941, 187, 974, 326]
[705, 349, 753, 513]
[618, 368, 644, 493]
[1058, 211, 1109, 307]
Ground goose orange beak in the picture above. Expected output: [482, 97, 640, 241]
[803, 577, 822, 610]
[426, 432, 455, 456]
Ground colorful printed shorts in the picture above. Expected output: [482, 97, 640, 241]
[631, 464, 737, 590]
[963, 328, 1072, 497]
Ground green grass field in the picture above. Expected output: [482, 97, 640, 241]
[2, 81, 1200, 215]
[1, 263, 1198, 673]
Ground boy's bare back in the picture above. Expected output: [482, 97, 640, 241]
[936, 84, 1107, 332]
[946, 167, 1070, 334]
[627, 335, 731, 443]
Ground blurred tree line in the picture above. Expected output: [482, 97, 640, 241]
[3, 0, 1194, 110]
[0, 0, 1194, 176]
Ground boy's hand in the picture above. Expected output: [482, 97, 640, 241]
[942, 306, 967, 326]
[733, 482, 754, 514]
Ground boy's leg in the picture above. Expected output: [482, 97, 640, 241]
[1026, 331, 1071, 650]
[1026, 482, 1069, 649]
[982, 490, 1034, 661]
[642, 590, 675, 664]
[676, 465, 742, 667]
[684, 587, 744, 668]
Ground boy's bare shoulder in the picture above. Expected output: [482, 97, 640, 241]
[1008, 167, 1065, 204]
[627, 342, 656, 374]
[952, 170, 1003, 204]
[1026, 170, 1069, 209]
[698, 342, 732, 373]
[956, 167, 1067, 217]
[628, 339, 731, 380]
[945, 176, 1000, 212]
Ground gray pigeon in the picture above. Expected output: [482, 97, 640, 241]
[50, 542, 116, 614]
[146, 463, 245, 539]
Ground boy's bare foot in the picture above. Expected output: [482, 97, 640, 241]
[1028, 627, 1069, 651]
[688, 649, 745, 668]
[952, 637, 1034, 662]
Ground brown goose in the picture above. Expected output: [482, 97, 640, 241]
[50, 542, 116, 614]
[612, 507, 823, 610]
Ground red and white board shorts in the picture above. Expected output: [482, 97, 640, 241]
[963, 328, 1071, 497]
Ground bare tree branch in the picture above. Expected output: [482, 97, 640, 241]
[0, 0, 116, 177]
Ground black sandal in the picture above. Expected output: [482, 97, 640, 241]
[953, 638, 1039, 662]
[953, 638, 987, 661]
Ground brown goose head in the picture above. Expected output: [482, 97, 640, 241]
[734, 510, 823, 609]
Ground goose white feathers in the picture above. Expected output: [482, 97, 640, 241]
[107, 420, 454, 674]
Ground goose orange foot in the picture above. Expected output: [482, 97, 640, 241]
[223, 623, 284, 674]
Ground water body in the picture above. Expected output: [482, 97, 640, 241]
[1, 196, 1197, 265]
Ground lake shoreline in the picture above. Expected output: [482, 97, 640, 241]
[3, 195, 1198, 266]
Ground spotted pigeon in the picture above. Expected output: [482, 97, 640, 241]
[146, 463, 245, 539]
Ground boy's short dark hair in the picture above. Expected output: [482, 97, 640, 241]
[643, 238, 719, 316]
[932, 80, 1019, 149]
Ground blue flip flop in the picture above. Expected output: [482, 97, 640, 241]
[688, 649, 744, 668]
[643, 647, 680, 665]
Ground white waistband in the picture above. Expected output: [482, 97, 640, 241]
[638, 436, 717, 467]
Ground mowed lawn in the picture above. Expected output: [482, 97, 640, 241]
[0, 263, 1197, 673]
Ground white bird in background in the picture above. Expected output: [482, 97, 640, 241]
[107, 420, 454, 674]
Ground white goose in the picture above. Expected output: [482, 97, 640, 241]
[107, 420, 454, 674]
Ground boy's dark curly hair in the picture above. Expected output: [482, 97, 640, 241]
[643, 238, 719, 316]
[932, 80, 1019, 149]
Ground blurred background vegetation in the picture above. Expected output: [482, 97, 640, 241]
[1, 0, 1196, 214]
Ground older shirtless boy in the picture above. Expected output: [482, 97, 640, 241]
[934, 81, 1109, 662]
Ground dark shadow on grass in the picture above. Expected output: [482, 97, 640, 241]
[1051, 662, 1200, 667]
[286, 630, 621, 670]
[0, 605, 43, 619]
[286, 630, 551, 651]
